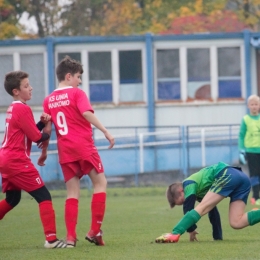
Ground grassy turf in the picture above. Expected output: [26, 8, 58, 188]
[0, 187, 259, 260]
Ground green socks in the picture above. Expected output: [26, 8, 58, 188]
[172, 209, 201, 235]
[248, 210, 260, 226]
[171, 209, 260, 234]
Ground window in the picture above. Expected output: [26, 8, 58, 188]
[0, 55, 13, 106]
[58, 52, 81, 63]
[217, 47, 241, 98]
[89, 52, 112, 103]
[119, 50, 143, 102]
[156, 49, 180, 100]
[187, 48, 211, 100]
[20, 53, 45, 105]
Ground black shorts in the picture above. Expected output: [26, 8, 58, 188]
[246, 153, 260, 178]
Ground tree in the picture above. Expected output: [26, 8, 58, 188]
[161, 0, 247, 34]
[26, 0, 63, 37]
[227, 0, 260, 31]
[58, 0, 193, 36]
[161, 10, 247, 34]
[9, 0, 260, 38]
[59, 0, 98, 36]
[89, 0, 177, 35]
[0, 0, 20, 39]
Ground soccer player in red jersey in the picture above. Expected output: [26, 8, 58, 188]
[0, 71, 67, 249]
[39, 56, 115, 247]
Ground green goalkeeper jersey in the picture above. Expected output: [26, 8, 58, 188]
[183, 162, 229, 200]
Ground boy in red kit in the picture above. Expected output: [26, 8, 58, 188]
[38, 56, 115, 247]
[0, 71, 67, 248]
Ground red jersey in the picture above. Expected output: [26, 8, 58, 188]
[43, 87, 95, 164]
[0, 101, 42, 177]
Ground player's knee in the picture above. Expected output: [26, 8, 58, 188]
[6, 190, 21, 207]
[230, 220, 241, 229]
[29, 186, 52, 203]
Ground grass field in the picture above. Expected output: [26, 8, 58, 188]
[0, 187, 259, 260]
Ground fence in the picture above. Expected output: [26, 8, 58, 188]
[0, 124, 241, 186]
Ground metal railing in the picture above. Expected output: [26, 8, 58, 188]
[0, 124, 240, 184]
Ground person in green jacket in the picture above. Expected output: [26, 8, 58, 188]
[238, 94, 260, 205]
[155, 162, 260, 243]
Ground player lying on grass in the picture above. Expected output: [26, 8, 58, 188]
[156, 162, 260, 243]
[166, 180, 222, 241]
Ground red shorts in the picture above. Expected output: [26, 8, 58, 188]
[61, 152, 104, 182]
[1, 164, 44, 193]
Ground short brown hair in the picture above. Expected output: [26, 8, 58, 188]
[4, 71, 29, 96]
[56, 55, 83, 82]
[166, 182, 183, 208]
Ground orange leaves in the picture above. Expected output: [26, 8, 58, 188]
[161, 10, 247, 35]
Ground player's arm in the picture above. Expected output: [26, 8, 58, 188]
[208, 206, 223, 240]
[238, 118, 246, 150]
[19, 108, 50, 143]
[36, 112, 51, 131]
[38, 121, 52, 166]
[82, 111, 115, 149]
[238, 118, 247, 164]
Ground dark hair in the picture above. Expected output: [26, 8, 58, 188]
[166, 182, 183, 208]
[56, 55, 83, 82]
[4, 71, 29, 96]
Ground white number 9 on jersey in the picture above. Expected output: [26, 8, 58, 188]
[57, 111, 68, 135]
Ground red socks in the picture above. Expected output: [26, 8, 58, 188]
[0, 199, 13, 220]
[90, 192, 106, 234]
[39, 201, 57, 242]
[65, 198, 78, 241]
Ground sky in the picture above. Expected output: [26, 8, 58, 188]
[18, 0, 72, 34]
[19, 12, 38, 34]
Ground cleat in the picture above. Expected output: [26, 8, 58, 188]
[44, 239, 67, 249]
[67, 243, 75, 248]
[85, 230, 105, 246]
[66, 238, 78, 248]
[66, 237, 78, 248]
[155, 233, 180, 243]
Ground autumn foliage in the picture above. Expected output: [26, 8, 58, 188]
[0, 0, 259, 39]
[162, 10, 248, 34]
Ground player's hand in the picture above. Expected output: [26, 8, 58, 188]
[40, 112, 51, 124]
[189, 230, 199, 242]
[38, 152, 47, 166]
[104, 131, 115, 149]
[239, 150, 247, 165]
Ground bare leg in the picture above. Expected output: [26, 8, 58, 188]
[195, 192, 225, 216]
[172, 192, 225, 236]
[65, 176, 80, 199]
[88, 170, 107, 193]
[229, 200, 249, 229]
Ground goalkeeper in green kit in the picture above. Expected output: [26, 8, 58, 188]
[156, 162, 260, 243]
